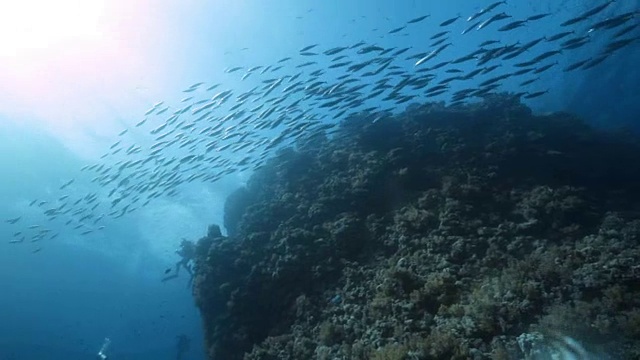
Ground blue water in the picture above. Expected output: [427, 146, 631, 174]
[0, 0, 638, 359]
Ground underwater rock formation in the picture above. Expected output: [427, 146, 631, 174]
[193, 94, 640, 359]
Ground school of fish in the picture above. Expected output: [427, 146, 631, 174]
[4, 1, 639, 253]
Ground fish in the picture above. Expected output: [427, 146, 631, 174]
[440, 15, 461, 27]
[407, 15, 430, 24]
[323, 47, 348, 55]
[430, 31, 450, 40]
[164, 268, 172, 274]
[560, 15, 588, 27]
[581, 56, 608, 70]
[4, 0, 627, 237]
[562, 39, 590, 50]
[563, 58, 592, 72]
[477, 12, 511, 30]
[300, 44, 318, 52]
[527, 13, 551, 21]
[523, 90, 549, 99]
[462, 20, 482, 35]
[467, 1, 507, 22]
[588, 12, 636, 33]
[225, 67, 243, 73]
[388, 26, 406, 34]
[415, 43, 452, 66]
[519, 37, 546, 52]
[602, 37, 639, 54]
[5, 216, 21, 224]
[480, 40, 501, 47]
[357, 45, 385, 54]
[498, 20, 528, 31]
[577, 0, 616, 21]
[531, 50, 562, 63]
[546, 31, 575, 42]
[613, 24, 639, 38]
[156, 106, 170, 115]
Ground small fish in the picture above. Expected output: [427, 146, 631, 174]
[581, 56, 608, 70]
[546, 31, 575, 42]
[613, 24, 639, 38]
[300, 44, 318, 52]
[560, 15, 589, 27]
[563, 58, 592, 72]
[357, 45, 385, 54]
[430, 31, 450, 40]
[580, 0, 616, 19]
[430, 38, 448, 47]
[60, 179, 75, 190]
[224, 67, 243, 73]
[462, 20, 482, 35]
[467, 1, 507, 22]
[388, 26, 406, 34]
[562, 40, 590, 50]
[323, 47, 348, 55]
[498, 20, 527, 31]
[164, 268, 172, 274]
[480, 40, 500, 47]
[32, 248, 42, 253]
[407, 15, 430, 24]
[392, 47, 412, 56]
[440, 15, 461, 27]
[460, 68, 483, 80]
[477, 12, 511, 30]
[187, 82, 204, 89]
[532, 50, 562, 63]
[512, 67, 535, 76]
[5, 216, 21, 224]
[588, 12, 636, 33]
[483, 1, 507, 13]
[523, 90, 549, 99]
[602, 37, 638, 54]
[527, 13, 551, 21]
[156, 106, 170, 115]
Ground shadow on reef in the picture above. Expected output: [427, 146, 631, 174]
[193, 94, 640, 360]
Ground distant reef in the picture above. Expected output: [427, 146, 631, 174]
[192, 94, 640, 360]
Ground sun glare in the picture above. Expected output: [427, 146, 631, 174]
[0, 0, 106, 57]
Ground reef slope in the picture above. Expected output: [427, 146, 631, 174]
[194, 95, 640, 359]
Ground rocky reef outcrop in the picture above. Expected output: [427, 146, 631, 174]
[193, 94, 640, 359]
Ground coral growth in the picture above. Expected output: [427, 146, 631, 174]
[193, 95, 640, 359]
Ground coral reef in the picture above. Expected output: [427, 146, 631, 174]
[193, 94, 640, 359]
